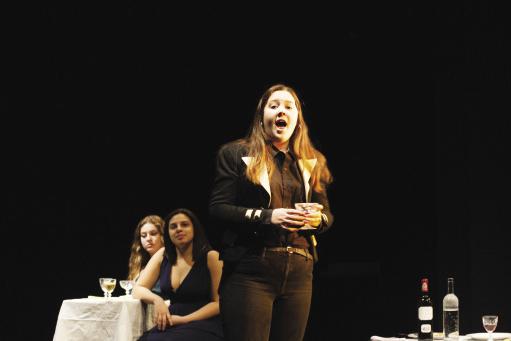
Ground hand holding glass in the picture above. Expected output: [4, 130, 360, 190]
[294, 203, 322, 230]
[119, 280, 135, 296]
[99, 278, 116, 298]
[482, 315, 498, 341]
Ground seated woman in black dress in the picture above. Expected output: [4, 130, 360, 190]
[133, 208, 224, 341]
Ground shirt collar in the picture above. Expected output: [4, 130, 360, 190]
[268, 143, 296, 160]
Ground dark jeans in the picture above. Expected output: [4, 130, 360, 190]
[219, 249, 313, 341]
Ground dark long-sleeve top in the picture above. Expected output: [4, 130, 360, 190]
[209, 141, 333, 263]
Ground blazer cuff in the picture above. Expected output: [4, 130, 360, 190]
[315, 212, 329, 232]
[243, 208, 272, 224]
[261, 209, 273, 224]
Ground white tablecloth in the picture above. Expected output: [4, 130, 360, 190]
[53, 296, 145, 341]
[370, 336, 475, 341]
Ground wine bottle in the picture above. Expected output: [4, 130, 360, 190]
[418, 278, 433, 340]
[442, 278, 459, 340]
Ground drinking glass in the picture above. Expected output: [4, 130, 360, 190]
[294, 202, 322, 229]
[99, 278, 116, 298]
[119, 280, 135, 296]
[482, 315, 498, 341]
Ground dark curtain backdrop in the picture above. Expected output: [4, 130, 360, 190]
[4, 2, 510, 340]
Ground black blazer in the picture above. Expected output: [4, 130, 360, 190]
[209, 141, 334, 263]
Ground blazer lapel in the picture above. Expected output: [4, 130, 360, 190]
[242, 157, 271, 200]
[298, 158, 317, 201]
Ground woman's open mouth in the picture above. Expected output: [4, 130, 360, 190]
[275, 118, 287, 130]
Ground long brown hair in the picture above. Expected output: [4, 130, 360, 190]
[242, 84, 332, 192]
[127, 215, 165, 280]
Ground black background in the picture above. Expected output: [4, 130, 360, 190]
[4, 2, 511, 340]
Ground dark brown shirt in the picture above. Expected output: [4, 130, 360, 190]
[264, 145, 309, 248]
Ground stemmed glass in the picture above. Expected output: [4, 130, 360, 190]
[99, 278, 116, 298]
[482, 315, 498, 341]
[119, 280, 135, 296]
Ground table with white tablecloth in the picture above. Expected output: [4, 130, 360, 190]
[370, 333, 511, 341]
[53, 296, 145, 341]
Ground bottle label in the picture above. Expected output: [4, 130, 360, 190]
[418, 306, 433, 320]
[422, 280, 429, 292]
[421, 324, 432, 333]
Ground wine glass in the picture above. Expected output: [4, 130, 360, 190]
[482, 315, 498, 341]
[99, 278, 116, 298]
[119, 280, 134, 296]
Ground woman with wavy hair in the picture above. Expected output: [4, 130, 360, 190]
[128, 215, 165, 282]
[209, 84, 334, 341]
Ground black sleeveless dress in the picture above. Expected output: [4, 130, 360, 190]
[138, 252, 224, 341]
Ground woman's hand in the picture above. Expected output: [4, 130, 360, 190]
[154, 297, 172, 330]
[271, 208, 306, 231]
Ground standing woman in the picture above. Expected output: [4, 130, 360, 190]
[209, 84, 334, 341]
[134, 208, 223, 341]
